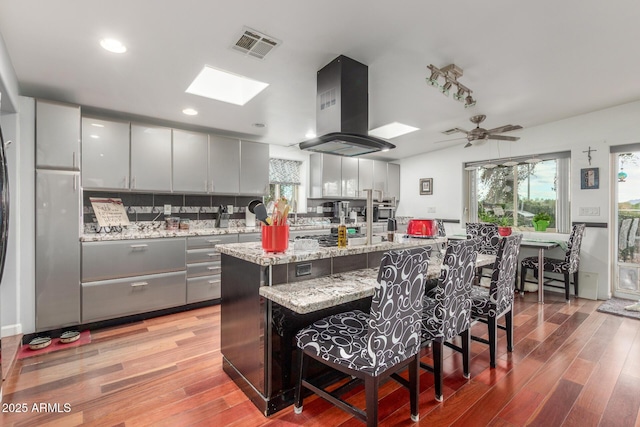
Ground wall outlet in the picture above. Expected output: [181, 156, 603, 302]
[164, 204, 171, 216]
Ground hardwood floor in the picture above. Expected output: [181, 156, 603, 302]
[2, 292, 640, 426]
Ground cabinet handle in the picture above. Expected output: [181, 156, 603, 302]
[124, 176, 128, 188]
[204, 180, 208, 192]
[130, 244, 148, 249]
[210, 181, 214, 193]
[73, 175, 77, 191]
[131, 176, 136, 189]
[208, 280, 218, 285]
[207, 266, 219, 271]
[207, 239, 221, 243]
[72, 152, 77, 169]
[131, 281, 148, 287]
[207, 253, 217, 257]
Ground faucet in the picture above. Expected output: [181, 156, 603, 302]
[363, 189, 384, 245]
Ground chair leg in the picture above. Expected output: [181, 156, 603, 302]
[364, 375, 379, 427]
[563, 272, 570, 302]
[409, 354, 420, 422]
[573, 271, 579, 298]
[461, 329, 471, 379]
[520, 266, 528, 293]
[294, 349, 306, 414]
[488, 316, 497, 368]
[433, 341, 444, 402]
[505, 309, 513, 352]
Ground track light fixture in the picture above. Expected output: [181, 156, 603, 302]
[426, 63, 476, 107]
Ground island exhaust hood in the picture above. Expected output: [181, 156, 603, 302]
[299, 55, 395, 157]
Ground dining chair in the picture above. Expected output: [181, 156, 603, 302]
[294, 246, 430, 426]
[420, 237, 479, 402]
[466, 222, 500, 284]
[520, 223, 586, 301]
[470, 234, 522, 368]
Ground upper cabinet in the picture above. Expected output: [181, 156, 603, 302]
[36, 99, 81, 170]
[358, 158, 373, 198]
[309, 153, 341, 198]
[82, 117, 130, 189]
[239, 140, 269, 195]
[372, 160, 387, 193]
[173, 130, 208, 193]
[209, 136, 240, 194]
[130, 124, 172, 191]
[341, 157, 359, 198]
[387, 163, 400, 200]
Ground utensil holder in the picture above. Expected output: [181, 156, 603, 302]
[262, 225, 289, 253]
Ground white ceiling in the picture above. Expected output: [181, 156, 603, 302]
[2, 1, 640, 160]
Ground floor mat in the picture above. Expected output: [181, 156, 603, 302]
[18, 330, 92, 359]
[597, 298, 640, 321]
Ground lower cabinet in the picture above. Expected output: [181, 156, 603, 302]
[186, 234, 238, 303]
[82, 271, 187, 323]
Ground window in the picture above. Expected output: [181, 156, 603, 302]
[467, 152, 571, 233]
[267, 158, 302, 212]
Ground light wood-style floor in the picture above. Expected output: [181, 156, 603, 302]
[1, 291, 640, 426]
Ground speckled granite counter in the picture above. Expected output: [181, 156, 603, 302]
[216, 236, 446, 266]
[258, 253, 495, 314]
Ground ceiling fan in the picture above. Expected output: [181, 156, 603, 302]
[435, 115, 522, 148]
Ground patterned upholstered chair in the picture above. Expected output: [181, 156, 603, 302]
[520, 223, 586, 301]
[470, 234, 523, 368]
[294, 246, 430, 426]
[420, 238, 478, 402]
[436, 219, 446, 237]
[466, 222, 500, 284]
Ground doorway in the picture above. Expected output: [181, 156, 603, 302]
[614, 151, 640, 300]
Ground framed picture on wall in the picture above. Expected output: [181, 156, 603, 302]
[580, 167, 599, 189]
[419, 178, 433, 195]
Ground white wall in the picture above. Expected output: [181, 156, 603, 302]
[398, 99, 640, 300]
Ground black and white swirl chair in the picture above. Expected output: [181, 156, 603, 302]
[294, 246, 431, 426]
[466, 223, 500, 284]
[470, 234, 523, 368]
[420, 238, 479, 402]
[519, 223, 586, 301]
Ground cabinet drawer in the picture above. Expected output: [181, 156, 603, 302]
[187, 234, 237, 249]
[187, 248, 221, 264]
[187, 275, 221, 303]
[187, 261, 220, 278]
[82, 271, 186, 323]
[82, 238, 186, 282]
[238, 232, 261, 243]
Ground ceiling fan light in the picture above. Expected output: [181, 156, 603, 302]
[525, 157, 542, 164]
[453, 88, 466, 101]
[426, 71, 440, 87]
[502, 160, 519, 167]
[464, 165, 478, 171]
[483, 163, 498, 169]
[464, 95, 476, 108]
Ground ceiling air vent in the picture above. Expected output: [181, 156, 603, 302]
[231, 27, 280, 60]
[442, 128, 460, 135]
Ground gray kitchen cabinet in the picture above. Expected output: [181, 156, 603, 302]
[173, 129, 208, 192]
[36, 99, 81, 170]
[372, 160, 387, 194]
[240, 140, 269, 195]
[82, 271, 187, 323]
[387, 163, 400, 200]
[81, 117, 130, 189]
[238, 232, 261, 243]
[341, 156, 359, 198]
[309, 153, 341, 198]
[35, 169, 81, 331]
[358, 158, 373, 198]
[130, 123, 172, 191]
[209, 135, 240, 194]
[186, 234, 237, 303]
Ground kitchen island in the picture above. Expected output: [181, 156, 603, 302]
[216, 236, 447, 415]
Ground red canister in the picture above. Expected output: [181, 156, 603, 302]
[406, 219, 437, 237]
[261, 225, 290, 253]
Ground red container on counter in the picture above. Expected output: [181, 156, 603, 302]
[406, 219, 437, 237]
[261, 225, 290, 253]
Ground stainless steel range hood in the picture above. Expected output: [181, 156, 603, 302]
[299, 55, 395, 157]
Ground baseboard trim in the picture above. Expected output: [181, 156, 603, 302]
[1, 323, 23, 338]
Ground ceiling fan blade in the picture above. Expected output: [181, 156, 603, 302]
[488, 134, 520, 141]
[464, 142, 473, 148]
[485, 124, 523, 134]
[434, 137, 467, 144]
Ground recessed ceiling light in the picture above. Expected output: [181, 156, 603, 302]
[182, 108, 198, 116]
[369, 122, 419, 139]
[90, 135, 99, 139]
[252, 123, 266, 128]
[100, 38, 127, 54]
[186, 65, 269, 106]
[305, 131, 317, 139]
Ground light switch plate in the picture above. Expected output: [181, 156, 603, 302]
[579, 207, 600, 216]
[164, 204, 171, 216]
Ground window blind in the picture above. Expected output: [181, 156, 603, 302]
[269, 158, 302, 185]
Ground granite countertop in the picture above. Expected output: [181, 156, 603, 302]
[216, 236, 447, 266]
[259, 253, 495, 314]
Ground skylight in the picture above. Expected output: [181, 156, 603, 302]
[368, 122, 419, 139]
[186, 65, 269, 106]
